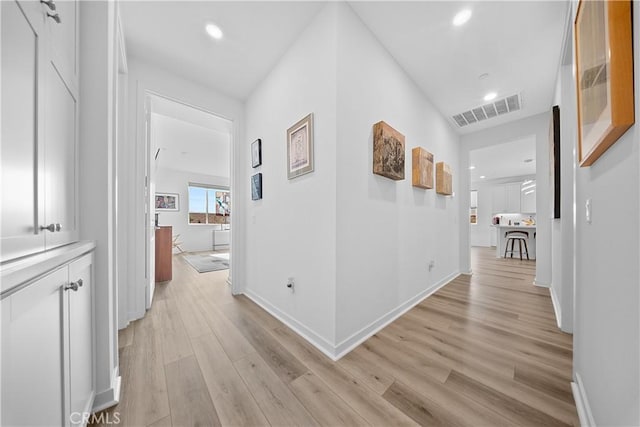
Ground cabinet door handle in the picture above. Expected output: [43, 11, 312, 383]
[64, 281, 80, 292]
[40, 0, 56, 11]
[40, 224, 56, 232]
[76, 279, 83, 288]
[47, 12, 61, 24]
[39, 223, 62, 232]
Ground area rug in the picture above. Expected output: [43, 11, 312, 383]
[183, 253, 229, 273]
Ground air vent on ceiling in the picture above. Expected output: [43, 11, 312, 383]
[452, 93, 522, 128]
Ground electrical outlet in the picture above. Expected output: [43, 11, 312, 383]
[286, 277, 295, 293]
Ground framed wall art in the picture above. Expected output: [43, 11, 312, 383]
[550, 105, 561, 219]
[287, 113, 314, 179]
[373, 121, 405, 180]
[251, 138, 262, 168]
[155, 193, 179, 211]
[251, 173, 262, 200]
[435, 162, 452, 195]
[411, 147, 434, 189]
[575, 0, 634, 167]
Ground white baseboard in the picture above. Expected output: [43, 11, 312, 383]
[242, 290, 337, 360]
[333, 271, 459, 359]
[244, 271, 459, 361]
[92, 368, 121, 413]
[572, 372, 596, 427]
[549, 285, 562, 329]
[460, 269, 473, 276]
[533, 278, 550, 287]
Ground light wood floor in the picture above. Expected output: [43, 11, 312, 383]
[94, 247, 578, 426]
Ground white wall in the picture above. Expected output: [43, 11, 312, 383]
[549, 58, 577, 333]
[155, 167, 229, 252]
[121, 57, 244, 327]
[460, 113, 551, 285]
[570, 3, 640, 425]
[334, 3, 460, 351]
[470, 182, 494, 247]
[243, 3, 462, 358]
[79, 0, 119, 410]
[244, 3, 338, 350]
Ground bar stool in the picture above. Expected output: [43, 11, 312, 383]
[504, 231, 529, 260]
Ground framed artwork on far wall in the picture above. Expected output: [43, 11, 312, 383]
[287, 113, 314, 179]
[155, 193, 179, 211]
[251, 138, 262, 168]
[575, 0, 634, 167]
[251, 173, 262, 200]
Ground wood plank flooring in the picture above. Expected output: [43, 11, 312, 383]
[93, 247, 578, 426]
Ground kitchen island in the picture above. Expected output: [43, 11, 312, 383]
[494, 225, 536, 259]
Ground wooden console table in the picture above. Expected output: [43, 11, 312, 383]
[155, 226, 172, 282]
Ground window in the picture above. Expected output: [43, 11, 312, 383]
[188, 184, 230, 225]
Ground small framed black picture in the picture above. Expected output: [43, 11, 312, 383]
[251, 139, 262, 168]
[251, 173, 262, 200]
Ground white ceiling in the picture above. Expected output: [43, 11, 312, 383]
[150, 108, 230, 178]
[469, 136, 536, 183]
[349, 1, 568, 134]
[120, 1, 568, 133]
[120, 1, 326, 100]
[150, 95, 232, 134]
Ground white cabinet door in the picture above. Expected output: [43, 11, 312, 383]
[506, 183, 521, 213]
[47, 0, 78, 90]
[44, 62, 78, 248]
[67, 253, 95, 423]
[1, 0, 79, 261]
[492, 186, 506, 213]
[1, 0, 45, 261]
[521, 189, 536, 213]
[1, 268, 68, 426]
[44, 0, 79, 249]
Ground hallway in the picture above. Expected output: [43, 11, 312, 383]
[98, 248, 578, 426]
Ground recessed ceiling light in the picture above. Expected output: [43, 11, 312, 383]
[483, 92, 497, 101]
[205, 23, 223, 40]
[452, 9, 472, 26]
[480, 175, 486, 179]
[469, 165, 476, 170]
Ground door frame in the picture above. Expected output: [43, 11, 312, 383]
[139, 90, 239, 311]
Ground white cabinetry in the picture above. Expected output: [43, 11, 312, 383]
[505, 183, 521, 213]
[1, 0, 79, 262]
[521, 188, 536, 213]
[1, 250, 94, 427]
[492, 186, 506, 213]
[491, 182, 524, 213]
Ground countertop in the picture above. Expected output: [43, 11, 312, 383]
[492, 224, 536, 228]
[1, 241, 96, 297]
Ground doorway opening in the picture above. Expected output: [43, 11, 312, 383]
[468, 137, 537, 269]
[145, 93, 233, 306]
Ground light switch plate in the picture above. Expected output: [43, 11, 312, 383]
[585, 199, 592, 224]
